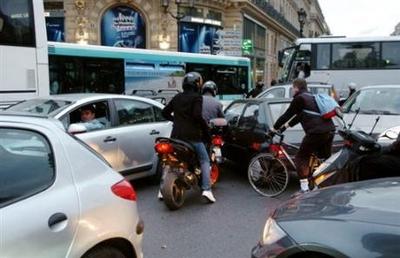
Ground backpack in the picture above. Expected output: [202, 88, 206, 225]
[303, 93, 339, 119]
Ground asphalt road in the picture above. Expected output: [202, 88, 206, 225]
[132, 162, 298, 258]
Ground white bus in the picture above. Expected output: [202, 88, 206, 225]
[0, 0, 49, 109]
[278, 36, 400, 96]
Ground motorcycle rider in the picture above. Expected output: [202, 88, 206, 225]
[161, 72, 216, 203]
[201, 80, 224, 122]
[271, 78, 336, 193]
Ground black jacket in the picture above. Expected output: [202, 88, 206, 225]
[274, 90, 335, 134]
[162, 90, 209, 142]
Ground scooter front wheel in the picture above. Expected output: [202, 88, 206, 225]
[160, 169, 186, 210]
[248, 153, 289, 197]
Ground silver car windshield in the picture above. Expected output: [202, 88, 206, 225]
[8, 99, 72, 116]
[343, 88, 400, 115]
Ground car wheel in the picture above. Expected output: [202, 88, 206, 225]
[82, 246, 126, 258]
[149, 159, 163, 185]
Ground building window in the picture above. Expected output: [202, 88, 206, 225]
[101, 5, 146, 48]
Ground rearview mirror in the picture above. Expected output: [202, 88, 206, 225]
[385, 130, 398, 140]
[68, 123, 87, 134]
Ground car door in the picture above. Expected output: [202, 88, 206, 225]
[235, 103, 267, 159]
[112, 98, 159, 175]
[59, 100, 120, 169]
[222, 101, 247, 161]
[0, 126, 79, 258]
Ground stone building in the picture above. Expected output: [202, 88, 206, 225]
[43, 0, 329, 86]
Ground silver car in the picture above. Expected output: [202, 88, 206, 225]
[0, 114, 143, 258]
[256, 83, 337, 99]
[6, 94, 172, 180]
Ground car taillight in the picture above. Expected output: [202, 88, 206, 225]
[111, 180, 137, 201]
[269, 144, 285, 159]
[155, 142, 174, 154]
[212, 135, 223, 146]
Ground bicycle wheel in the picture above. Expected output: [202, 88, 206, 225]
[248, 153, 289, 197]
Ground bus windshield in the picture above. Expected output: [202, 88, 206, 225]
[0, 0, 35, 47]
[278, 47, 296, 83]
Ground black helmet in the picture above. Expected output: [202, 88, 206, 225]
[202, 81, 217, 97]
[182, 72, 203, 92]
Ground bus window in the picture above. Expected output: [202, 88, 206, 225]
[0, 0, 35, 47]
[314, 43, 331, 70]
[332, 42, 380, 69]
[382, 42, 400, 69]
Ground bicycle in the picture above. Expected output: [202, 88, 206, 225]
[247, 131, 322, 197]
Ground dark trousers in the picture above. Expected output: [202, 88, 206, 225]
[295, 132, 334, 179]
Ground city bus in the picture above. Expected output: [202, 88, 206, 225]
[278, 36, 400, 96]
[0, 0, 49, 109]
[47, 42, 251, 103]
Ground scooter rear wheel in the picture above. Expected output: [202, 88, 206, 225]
[248, 153, 289, 197]
[161, 170, 186, 210]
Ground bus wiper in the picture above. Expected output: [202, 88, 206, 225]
[359, 109, 398, 115]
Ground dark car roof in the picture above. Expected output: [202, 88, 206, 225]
[275, 178, 400, 226]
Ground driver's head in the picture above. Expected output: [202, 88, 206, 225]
[292, 78, 307, 95]
[80, 105, 96, 122]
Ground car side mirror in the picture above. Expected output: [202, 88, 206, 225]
[68, 123, 87, 134]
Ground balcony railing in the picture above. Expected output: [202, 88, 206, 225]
[251, 0, 300, 37]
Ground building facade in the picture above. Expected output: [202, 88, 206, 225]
[43, 0, 329, 86]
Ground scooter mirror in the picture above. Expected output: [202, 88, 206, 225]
[385, 130, 398, 140]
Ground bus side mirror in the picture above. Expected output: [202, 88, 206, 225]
[278, 50, 284, 67]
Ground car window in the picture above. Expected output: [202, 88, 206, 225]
[115, 99, 155, 126]
[261, 88, 285, 99]
[67, 101, 111, 131]
[343, 88, 400, 115]
[7, 99, 72, 115]
[154, 106, 167, 122]
[0, 128, 55, 208]
[268, 103, 291, 124]
[238, 104, 260, 129]
[310, 87, 331, 95]
[224, 102, 246, 126]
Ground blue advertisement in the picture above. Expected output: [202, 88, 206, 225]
[179, 22, 223, 54]
[45, 17, 65, 42]
[101, 6, 146, 48]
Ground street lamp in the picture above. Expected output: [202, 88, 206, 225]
[161, 0, 195, 22]
[297, 8, 307, 38]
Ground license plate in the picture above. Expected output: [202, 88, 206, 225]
[213, 147, 222, 157]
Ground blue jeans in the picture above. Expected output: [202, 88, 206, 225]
[190, 141, 211, 190]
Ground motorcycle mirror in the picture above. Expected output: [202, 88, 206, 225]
[385, 130, 398, 140]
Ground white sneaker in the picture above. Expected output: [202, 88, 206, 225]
[157, 190, 163, 201]
[202, 190, 216, 203]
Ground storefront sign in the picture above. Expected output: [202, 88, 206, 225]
[45, 17, 65, 42]
[101, 6, 146, 48]
[179, 22, 223, 55]
[222, 29, 242, 56]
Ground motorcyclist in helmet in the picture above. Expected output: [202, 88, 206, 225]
[161, 72, 216, 203]
[201, 81, 224, 122]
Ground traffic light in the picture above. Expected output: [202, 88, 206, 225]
[242, 39, 253, 55]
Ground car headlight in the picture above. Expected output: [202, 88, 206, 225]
[261, 217, 287, 246]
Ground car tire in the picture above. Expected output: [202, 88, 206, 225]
[149, 159, 163, 185]
[83, 246, 126, 258]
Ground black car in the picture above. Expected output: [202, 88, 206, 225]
[252, 177, 400, 258]
[222, 98, 304, 166]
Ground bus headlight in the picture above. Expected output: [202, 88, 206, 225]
[261, 217, 287, 246]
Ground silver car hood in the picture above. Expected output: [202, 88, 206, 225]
[274, 178, 400, 226]
[343, 113, 400, 136]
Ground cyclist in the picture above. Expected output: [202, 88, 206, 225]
[271, 78, 335, 193]
[201, 80, 224, 122]
[161, 72, 216, 203]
